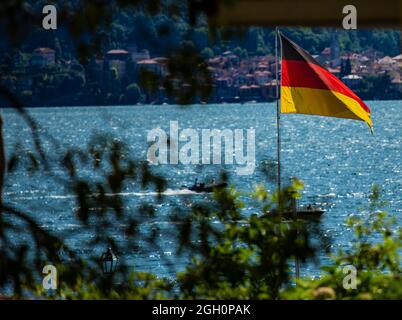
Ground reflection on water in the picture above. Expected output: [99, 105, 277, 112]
[3, 101, 402, 278]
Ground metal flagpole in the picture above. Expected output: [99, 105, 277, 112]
[275, 28, 300, 280]
[275, 27, 281, 195]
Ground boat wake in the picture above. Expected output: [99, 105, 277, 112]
[6, 188, 198, 201]
[114, 188, 198, 197]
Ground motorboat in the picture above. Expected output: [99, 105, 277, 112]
[184, 181, 228, 193]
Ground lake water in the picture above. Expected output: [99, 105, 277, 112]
[3, 101, 402, 279]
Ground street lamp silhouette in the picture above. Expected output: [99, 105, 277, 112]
[101, 248, 118, 275]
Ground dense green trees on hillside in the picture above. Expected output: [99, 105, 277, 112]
[0, 1, 400, 107]
[1, 1, 399, 62]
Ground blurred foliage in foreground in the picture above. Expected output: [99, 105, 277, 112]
[0, 0, 400, 300]
[282, 186, 402, 300]
[3, 136, 399, 300]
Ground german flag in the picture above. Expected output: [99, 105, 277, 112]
[280, 34, 373, 130]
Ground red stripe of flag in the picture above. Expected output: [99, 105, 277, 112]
[282, 60, 370, 114]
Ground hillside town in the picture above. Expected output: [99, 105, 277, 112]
[2, 32, 402, 107]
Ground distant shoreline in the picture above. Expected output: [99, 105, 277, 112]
[2, 98, 401, 110]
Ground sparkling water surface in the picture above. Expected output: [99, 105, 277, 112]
[3, 101, 402, 279]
